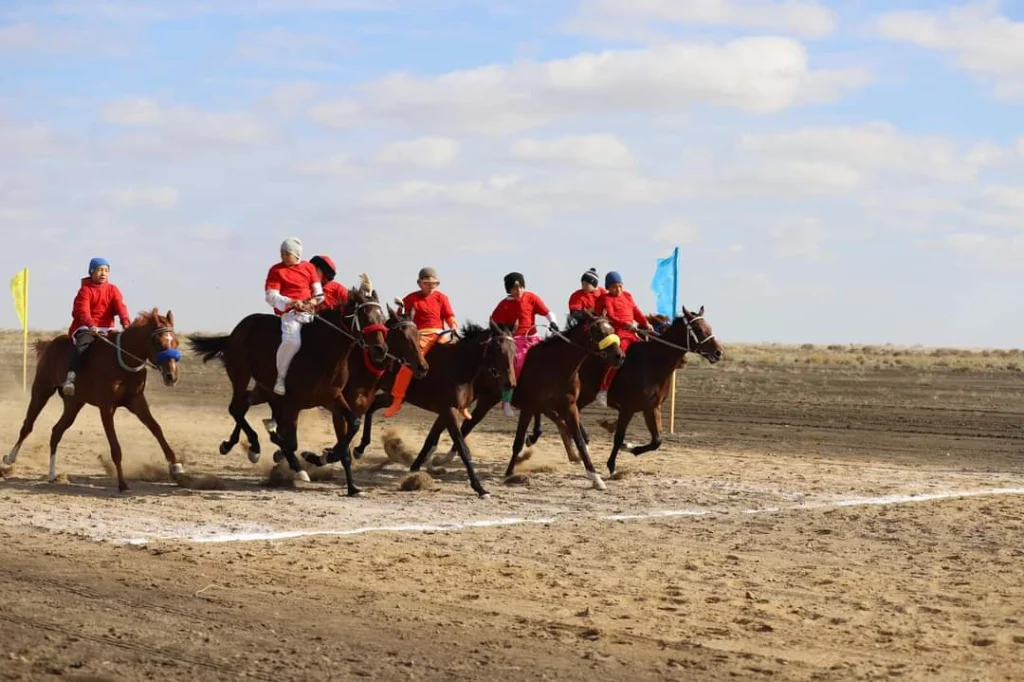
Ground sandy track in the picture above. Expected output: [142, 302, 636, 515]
[1, 351, 1022, 680]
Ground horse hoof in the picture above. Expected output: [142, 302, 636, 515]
[348, 488, 364, 497]
[302, 452, 325, 467]
[586, 471, 607, 491]
[272, 451, 282, 463]
[218, 441, 232, 456]
[295, 470, 311, 483]
[2, 454, 14, 466]
[353, 447, 366, 459]
[478, 491, 491, 499]
[169, 463, 185, 476]
[248, 450, 261, 464]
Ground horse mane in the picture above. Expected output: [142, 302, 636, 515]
[537, 311, 585, 347]
[130, 308, 170, 328]
[458, 321, 489, 342]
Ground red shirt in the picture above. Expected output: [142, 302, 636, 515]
[69, 277, 130, 336]
[403, 290, 455, 330]
[318, 281, 349, 312]
[265, 262, 320, 315]
[568, 287, 605, 313]
[595, 291, 647, 331]
[490, 291, 551, 336]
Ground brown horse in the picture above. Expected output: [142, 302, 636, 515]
[187, 278, 389, 492]
[530, 305, 723, 474]
[352, 321, 517, 498]
[1, 309, 184, 492]
[432, 310, 626, 489]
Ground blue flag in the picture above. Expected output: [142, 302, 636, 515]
[651, 247, 679, 318]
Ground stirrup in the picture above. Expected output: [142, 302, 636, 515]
[61, 381, 75, 397]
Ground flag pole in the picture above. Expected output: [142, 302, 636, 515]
[22, 269, 28, 394]
[668, 247, 678, 434]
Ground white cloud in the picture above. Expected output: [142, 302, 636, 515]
[108, 186, 179, 209]
[234, 28, 350, 71]
[374, 137, 460, 168]
[311, 37, 870, 135]
[101, 97, 271, 147]
[984, 186, 1024, 212]
[735, 122, 984, 186]
[510, 135, 634, 168]
[295, 153, 356, 176]
[875, 2, 1024, 99]
[771, 218, 822, 260]
[652, 222, 700, 244]
[569, 0, 837, 39]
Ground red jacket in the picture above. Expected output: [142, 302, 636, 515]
[490, 291, 551, 336]
[69, 277, 130, 336]
[568, 287, 605, 313]
[595, 290, 647, 343]
[318, 281, 349, 312]
[265, 261, 321, 317]
[403, 290, 456, 330]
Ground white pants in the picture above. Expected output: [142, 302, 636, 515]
[276, 310, 313, 382]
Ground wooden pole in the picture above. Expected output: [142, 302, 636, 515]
[668, 369, 677, 434]
[21, 269, 28, 394]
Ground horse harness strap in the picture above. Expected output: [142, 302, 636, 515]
[96, 326, 176, 373]
[642, 315, 716, 353]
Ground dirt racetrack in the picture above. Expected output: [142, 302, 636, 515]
[1, 335, 1023, 681]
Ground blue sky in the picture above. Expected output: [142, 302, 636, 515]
[2, 0, 1023, 346]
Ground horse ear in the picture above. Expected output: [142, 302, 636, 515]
[681, 304, 690, 317]
[167, 310, 175, 326]
[698, 305, 704, 316]
[387, 304, 397, 320]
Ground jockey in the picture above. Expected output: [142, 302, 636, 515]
[310, 255, 348, 312]
[593, 271, 652, 407]
[265, 237, 323, 395]
[568, 267, 605, 313]
[489, 271, 558, 416]
[61, 257, 132, 396]
[384, 267, 464, 419]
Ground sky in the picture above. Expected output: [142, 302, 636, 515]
[1, 0, 1023, 347]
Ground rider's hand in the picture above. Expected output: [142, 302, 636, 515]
[549, 321, 559, 332]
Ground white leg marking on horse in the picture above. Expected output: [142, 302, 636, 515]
[586, 470, 607, 491]
[295, 470, 311, 483]
[169, 463, 185, 475]
[3, 443, 21, 466]
[48, 454, 57, 482]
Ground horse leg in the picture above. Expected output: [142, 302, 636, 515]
[329, 401, 361, 496]
[432, 394, 499, 467]
[353, 394, 388, 459]
[98, 406, 129, 492]
[628, 406, 663, 456]
[127, 393, 184, 477]
[3, 380, 56, 469]
[503, 409, 534, 478]
[46, 399, 85, 483]
[566, 405, 606, 490]
[276, 405, 310, 483]
[409, 417, 446, 473]
[444, 409, 489, 498]
[541, 409, 581, 465]
[524, 412, 544, 447]
[607, 409, 637, 475]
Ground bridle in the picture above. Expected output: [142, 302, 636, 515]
[642, 314, 717, 358]
[95, 324, 182, 373]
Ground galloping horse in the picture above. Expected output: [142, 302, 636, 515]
[187, 277, 389, 490]
[1, 309, 184, 491]
[301, 304, 428, 468]
[351, 322, 517, 498]
[432, 311, 626, 489]
[530, 305, 723, 473]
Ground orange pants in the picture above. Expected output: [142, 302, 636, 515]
[383, 330, 445, 417]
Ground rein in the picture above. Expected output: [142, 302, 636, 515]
[640, 315, 716, 353]
[94, 326, 181, 372]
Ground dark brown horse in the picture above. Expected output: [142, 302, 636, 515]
[432, 310, 626, 489]
[529, 305, 723, 474]
[187, 277, 389, 493]
[351, 321, 517, 498]
[1, 309, 184, 491]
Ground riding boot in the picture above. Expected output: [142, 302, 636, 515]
[383, 365, 413, 418]
[62, 335, 92, 397]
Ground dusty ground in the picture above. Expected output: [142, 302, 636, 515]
[0, 334, 1023, 681]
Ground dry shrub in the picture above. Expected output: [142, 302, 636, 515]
[398, 471, 437, 491]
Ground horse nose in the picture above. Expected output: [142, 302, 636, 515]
[714, 348, 724, 360]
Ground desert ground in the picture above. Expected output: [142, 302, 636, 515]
[1, 331, 1022, 681]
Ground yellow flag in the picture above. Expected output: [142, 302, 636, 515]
[10, 268, 27, 331]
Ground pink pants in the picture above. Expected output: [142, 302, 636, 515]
[514, 334, 542, 380]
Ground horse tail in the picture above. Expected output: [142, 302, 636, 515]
[187, 335, 229, 363]
[33, 339, 51, 359]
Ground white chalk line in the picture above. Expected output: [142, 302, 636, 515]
[114, 486, 1024, 545]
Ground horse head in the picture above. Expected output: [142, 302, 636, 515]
[568, 310, 626, 368]
[675, 305, 723, 363]
[346, 273, 389, 367]
[130, 308, 182, 386]
[486, 321, 517, 392]
[387, 303, 429, 379]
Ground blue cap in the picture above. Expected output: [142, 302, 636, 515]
[89, 258, 110, 274]
[605, 271, 623, 288]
